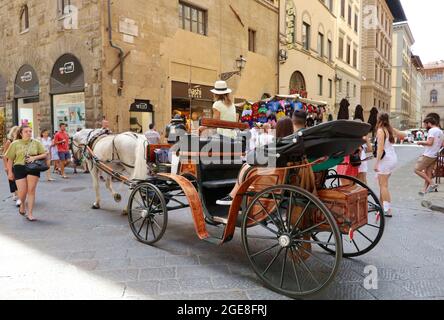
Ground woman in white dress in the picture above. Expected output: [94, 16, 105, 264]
[211, 81, 237, 138]
[374, 113, 406, 217]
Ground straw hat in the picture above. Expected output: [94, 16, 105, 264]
[211, 80, 232, 95]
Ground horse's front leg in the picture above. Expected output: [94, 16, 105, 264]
[91, 167, 101, 210]
[105, 177, 122, 203]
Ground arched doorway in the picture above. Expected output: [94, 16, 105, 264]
[50, 54, 86, 135]
[14, 64, 40, 137]
[289, 71, 306, 96]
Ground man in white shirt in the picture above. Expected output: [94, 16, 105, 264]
[415, 116, 444, 194]
[144, 124, 161, 144]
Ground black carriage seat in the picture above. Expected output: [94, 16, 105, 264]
[179, 133, 247, 188]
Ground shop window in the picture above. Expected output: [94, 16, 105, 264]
[248, 28, 256, 52]
[179, 2, 207, 36]
[20, 5, 29, 33]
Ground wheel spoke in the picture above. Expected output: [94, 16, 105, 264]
[137, 218, 147, 236]
[289, 247, 302, 292]
[299, 220, 328, 236]
[145, 218, 150, 240]
[356, 229, 374, 244]
[271, 192, 287, 232]
[152, 218, 162, 230]
[130, 216, 144, 225]
[256, 199, 284, 232]
[287, 192, 294, 232]
[291, 249, 320, 286]
[280, 248, 288, 288]
[132, 197, 144, 209]
[150, 221, 157, 239]
[351, 239, 360, 252]
[366, 223, 381, 229]
[290, 200, 312, 235]
[247, 216, 279, 235]
[261, 247, 284, 277]
[297, 244, 334, 269]
[250, 243, 280, 259]
[296, 238, 336, 247]
[246, 235, 278, 240]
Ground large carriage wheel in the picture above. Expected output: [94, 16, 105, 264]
[312, 175, 385, 258]
[241, 185, 342, 298]
[127, 182, 168, 245]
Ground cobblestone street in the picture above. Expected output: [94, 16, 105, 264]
[2, 145, 444, 300]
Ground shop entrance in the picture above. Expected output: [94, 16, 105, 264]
[171, 81, 214, 133]
[14, 65, 40, 138]
[50, 54, 86, 136]
[129, 99, 154, 133]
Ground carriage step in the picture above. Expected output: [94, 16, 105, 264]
[213, 216, 228, 224]
[202, 179, 237, 189]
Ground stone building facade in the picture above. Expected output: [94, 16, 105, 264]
[390, 21, 414, 129]
[422, 61, 444, 128]
[410, 55, 424, 128]
[334, 0, 362, 118]
[360, 0, 406, 121]
[278, 0, 336, 118]
[0, 0, 279, 137]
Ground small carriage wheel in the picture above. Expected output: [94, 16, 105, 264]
[241, 185, 342, 298]
[127, 182, 168, 245]
[312, 175, 385, 258]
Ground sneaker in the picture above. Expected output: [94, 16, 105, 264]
[16, 199, 22, 208]
[216, 195, 234, 206]
[426, 184, 439, 194]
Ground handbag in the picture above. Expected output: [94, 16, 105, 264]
[25, 140, 50, 173]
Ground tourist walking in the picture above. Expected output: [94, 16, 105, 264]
[415, 116, 444, 194]
[5, 126, 48, 221]
[54, 123, 71, 179]
[3, 126, 20, 207]
[373, 113, 406, 217]
[38, 129, 56, 182]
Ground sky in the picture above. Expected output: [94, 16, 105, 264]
[401, 0, 444, 64]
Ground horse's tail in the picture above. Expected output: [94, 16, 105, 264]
[131, 135, 149, 180]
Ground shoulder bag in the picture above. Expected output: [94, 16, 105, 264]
[25, 140, 50, 173]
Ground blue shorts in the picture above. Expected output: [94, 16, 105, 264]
[58, 152, 71, 161]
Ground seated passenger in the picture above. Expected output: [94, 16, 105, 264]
[216, 117, 294, 206]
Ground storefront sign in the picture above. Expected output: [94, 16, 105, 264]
[14, 64, 39, 98]
[50, 54, 84, 94]
[286, 0, 296, 48]
[172, 81, 213, 101]
[130, 99, 154, 113]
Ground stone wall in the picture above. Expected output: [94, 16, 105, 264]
[0, 0, 103, 133]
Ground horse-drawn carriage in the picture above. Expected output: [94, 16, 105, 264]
[76, 119, 385, 298]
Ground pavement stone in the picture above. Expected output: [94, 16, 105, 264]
[1, 145, 444, 299]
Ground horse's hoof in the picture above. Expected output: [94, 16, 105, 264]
[121, 209, 128, 216]
[92, 204, 101, 210]
[114, 193, 122, 203]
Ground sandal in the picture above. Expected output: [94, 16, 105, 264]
[26, 216, 37, 222]
[19, 209, 26, 216]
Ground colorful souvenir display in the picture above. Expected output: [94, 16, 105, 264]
[239, 95, 327, 128]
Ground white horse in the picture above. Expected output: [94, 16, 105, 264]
[73, 129, 148, 211]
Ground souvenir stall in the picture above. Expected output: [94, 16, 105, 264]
[238, 94, 327, 128]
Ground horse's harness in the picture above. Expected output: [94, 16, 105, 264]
[75, 130, 141, 170]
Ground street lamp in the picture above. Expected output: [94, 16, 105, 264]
[219, 55, 247, 81]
